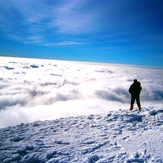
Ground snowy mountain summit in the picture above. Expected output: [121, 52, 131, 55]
[0, 108, 163, 163]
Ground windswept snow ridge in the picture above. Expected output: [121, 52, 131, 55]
[0, 108, 163, 163]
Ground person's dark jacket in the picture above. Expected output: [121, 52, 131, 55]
[129, 81, 142, 95]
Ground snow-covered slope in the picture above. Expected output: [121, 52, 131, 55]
[0, 107, 163, 163]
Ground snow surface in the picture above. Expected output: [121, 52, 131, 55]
[0, 107, 163, 163]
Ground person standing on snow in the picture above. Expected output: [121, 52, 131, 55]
[129, 79, 142, 110]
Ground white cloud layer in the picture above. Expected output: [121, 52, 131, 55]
[0, 57, 163, 128]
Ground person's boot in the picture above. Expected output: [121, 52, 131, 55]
[130, 104, 134, 110]
[138, 104, 141, 110]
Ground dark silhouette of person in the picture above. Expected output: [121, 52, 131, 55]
[129, 79, 142, 110]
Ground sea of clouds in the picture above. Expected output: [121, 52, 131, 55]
[0, 57, 163, 128]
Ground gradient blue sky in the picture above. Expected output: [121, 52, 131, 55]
[0, 0, 163, 67]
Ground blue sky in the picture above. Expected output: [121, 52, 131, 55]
[0, 0, 163, 67]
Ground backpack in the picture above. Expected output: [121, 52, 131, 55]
[129, 81, 142, 94]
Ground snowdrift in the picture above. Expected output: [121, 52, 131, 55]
[0, 107, 163, 163]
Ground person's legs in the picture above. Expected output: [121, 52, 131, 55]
[136, 95, 141, 110]
[130, 104, 134, 110]
[130, 95, 135, 110]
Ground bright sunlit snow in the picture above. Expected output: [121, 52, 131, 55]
[0, 108, 163, 162]
[0, 57, 163, 128]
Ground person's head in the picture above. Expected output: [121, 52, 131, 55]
[134, 79, 137, 83]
